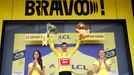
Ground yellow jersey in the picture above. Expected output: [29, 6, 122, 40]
[48, 39, 81, 72]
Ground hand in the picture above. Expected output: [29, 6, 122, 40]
[104, 59, 106, 64]
[47, 32, 50, 38]
[76, 28, 80, 32]
[56, 47, 60, 50]
[99, 61, 101, 66]
[33, 60, 38, 67]
[32, 61, 35, 67]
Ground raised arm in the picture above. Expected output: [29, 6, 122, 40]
[48, 38, 59, 57]
[69, 40, 81, 56]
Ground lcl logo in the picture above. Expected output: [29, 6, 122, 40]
[59, 35, 71, 39]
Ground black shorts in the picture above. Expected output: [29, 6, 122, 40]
[59, 71, 72, 75]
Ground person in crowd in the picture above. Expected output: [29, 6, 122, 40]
[93, 50, 111, 75]
[28, 50, 45, 75]
[48, 38, 81, 75]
